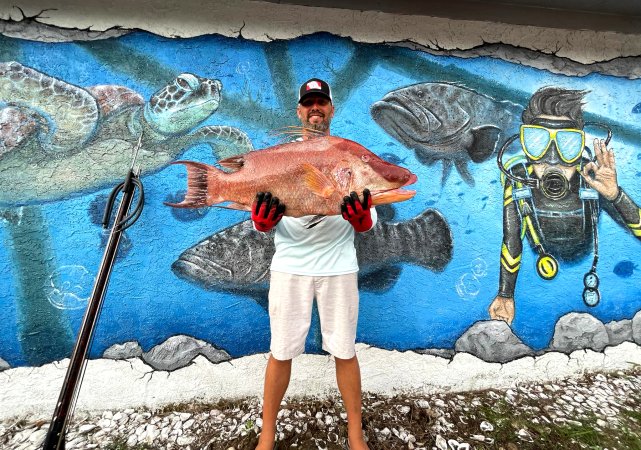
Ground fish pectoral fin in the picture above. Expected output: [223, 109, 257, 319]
[468, 125, 501, 163]
[218, 155, 245, 171]
[302, 163, 336, 198]
[454, 160, 475, 187]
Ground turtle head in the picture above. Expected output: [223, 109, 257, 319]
[144, 73, 222, 135]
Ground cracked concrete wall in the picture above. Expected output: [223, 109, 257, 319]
[1, 0, 641, 415]
[2, 0, 641, 63]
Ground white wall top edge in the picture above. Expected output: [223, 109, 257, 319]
[3, 343, 641, 421]
[1, 0, 640, 64]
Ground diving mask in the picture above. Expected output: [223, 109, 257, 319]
[498, 118, 612, 190]
[520, 125, 585, 165]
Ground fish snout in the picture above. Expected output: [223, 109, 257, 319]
[371, 158, 415, 186]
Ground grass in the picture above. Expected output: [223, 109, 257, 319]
[463, 400, 641, 450]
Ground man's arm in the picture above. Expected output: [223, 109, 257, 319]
[488, 180, 523, 325]
[581, 139, 641, 240]
[608, 188, 641, 239]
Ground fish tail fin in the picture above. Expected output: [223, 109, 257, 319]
[400, 209, 453, 272]
[165, 161, 223, 208]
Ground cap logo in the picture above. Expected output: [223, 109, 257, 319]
[306, 81, 322, 91]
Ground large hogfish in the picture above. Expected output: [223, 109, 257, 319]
[166, 135, 417, 216]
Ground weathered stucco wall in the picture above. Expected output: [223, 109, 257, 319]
[1, 1, 641, 419]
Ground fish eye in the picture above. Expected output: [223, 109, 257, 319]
[361, 155, 370, 162]
[416, 90, 424, 98]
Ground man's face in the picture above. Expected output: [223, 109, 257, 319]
[297, 95, 334, 133]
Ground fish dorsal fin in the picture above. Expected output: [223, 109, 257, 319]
[271, 126, 326, 142]
[218, 155, 245, 171]
[302, 163, 336, 198]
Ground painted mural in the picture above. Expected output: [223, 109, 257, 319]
[1, 30, 641, 371]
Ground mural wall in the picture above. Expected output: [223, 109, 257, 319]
[2, 7, 641, 406]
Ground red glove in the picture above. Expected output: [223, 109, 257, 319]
[341, 189, 373, 232]
[251, 192, 286, 232]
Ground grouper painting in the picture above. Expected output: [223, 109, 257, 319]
[1, 30, 641, 371]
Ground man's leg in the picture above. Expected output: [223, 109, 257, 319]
[256, 355, 292, 449]
[335, 355, 369, 449]
[257, 272, 314, 449]
[315, 273, 368, 449]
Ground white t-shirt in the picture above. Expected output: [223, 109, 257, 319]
[270, 209, 378, 276]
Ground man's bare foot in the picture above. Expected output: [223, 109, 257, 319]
[348, 434, 369, 450]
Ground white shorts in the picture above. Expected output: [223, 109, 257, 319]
[268, 271, 359, 360]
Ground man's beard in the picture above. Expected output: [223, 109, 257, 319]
[303, 116, 330, 133]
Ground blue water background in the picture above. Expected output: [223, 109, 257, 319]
[1, 32, 641, 366]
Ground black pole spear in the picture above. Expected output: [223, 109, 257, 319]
[42, 136, 145, 450]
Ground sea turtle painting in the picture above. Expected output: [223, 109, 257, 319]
[0, 61, 253, 206]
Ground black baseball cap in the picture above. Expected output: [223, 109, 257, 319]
[298, 78, 332, 103]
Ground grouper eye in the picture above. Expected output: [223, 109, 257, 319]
[361, 154, 370, 162]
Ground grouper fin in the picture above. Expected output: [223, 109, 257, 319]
[358, 265, 402, 293]
[468, 125, 501, 163]
[407, 209, 453, 272]
[440, 160, 453, 186]
[302, 163, 336, 198]
[455, 160, 475, 187]
[164, 161, 223, 208]
[401, 209, 453, 272]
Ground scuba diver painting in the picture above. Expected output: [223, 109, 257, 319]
[490, 87, 641, 325]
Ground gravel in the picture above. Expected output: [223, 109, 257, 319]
[2, 368, 640, 449]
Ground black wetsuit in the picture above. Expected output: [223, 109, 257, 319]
[497, 162, 641, 298]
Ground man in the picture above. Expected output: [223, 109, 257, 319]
[253, 78, 374, 450]
[489, 87, 641, 325]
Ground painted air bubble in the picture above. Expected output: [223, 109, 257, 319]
[456, 257, 489, 299]
[46, 265, 94, 310]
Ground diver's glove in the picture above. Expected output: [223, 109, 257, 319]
[251, 192, 286, 232]
[341, 189, 373, 233]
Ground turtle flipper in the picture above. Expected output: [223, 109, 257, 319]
[0, 106, 40, 158]
[185, 125, 254, 160]
[0, 62, 99, 153]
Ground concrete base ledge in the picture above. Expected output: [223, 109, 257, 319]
[2, 342, 641, 421]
